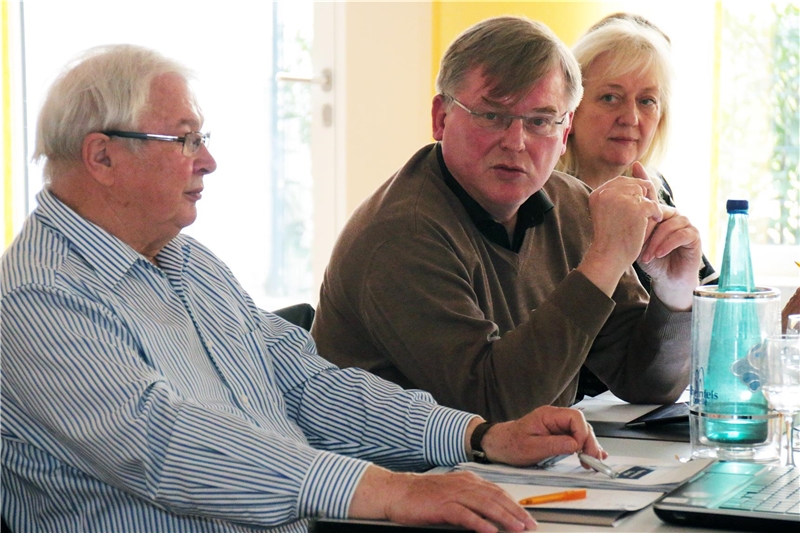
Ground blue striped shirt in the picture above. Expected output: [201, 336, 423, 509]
[1, 189, 476, 532]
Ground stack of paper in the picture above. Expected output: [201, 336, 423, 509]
[496, 483, 663, 526]
[456, 455, 714, 492]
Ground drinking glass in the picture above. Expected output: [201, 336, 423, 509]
[750, 335, 800, 465]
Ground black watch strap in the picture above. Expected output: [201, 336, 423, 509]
[470, 421, 495, 463]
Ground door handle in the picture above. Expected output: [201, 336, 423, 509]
[275, 68, 332, 92]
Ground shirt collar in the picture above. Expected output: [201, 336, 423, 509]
[436, 143, 554, 251]
[34, 188, 188, 286]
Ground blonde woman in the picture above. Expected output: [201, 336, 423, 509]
[559, 14, 715, 398]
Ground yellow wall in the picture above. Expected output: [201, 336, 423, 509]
[431, 1, 627, 92]
[345, 1, 628, 217]
[343, 1, 433, 217]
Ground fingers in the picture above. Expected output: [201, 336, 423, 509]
[631, 161, 659, 202]
[483, 406, 609, 475]
[586, 179, 663, 274]
[640, 208, 702, 264]
[593, 176, 658, 210]
[496, 406, 605, 464]
[526, 409, 608, 470]
[434, 492, 533, 533]
[580, 424, 607, 460]
[590, 176, 664, 229]
[466, 482, 538, 533]
[541, 407, 606, 459]
[384, 472, 537, 533]
[629, 164, 663, 242]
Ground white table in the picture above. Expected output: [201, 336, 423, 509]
[529, 392, 796, 532]
[529, 436, 706, 532]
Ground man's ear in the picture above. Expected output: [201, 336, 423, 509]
[432, 94, 448, 141]
[82, 133, 115, 186]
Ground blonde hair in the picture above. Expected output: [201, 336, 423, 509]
[436, 16, 583, 111]
[557, 14, 673, 179]
[34, 44, 194, 183]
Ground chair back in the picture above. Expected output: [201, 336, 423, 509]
[272, 303, 315, 331]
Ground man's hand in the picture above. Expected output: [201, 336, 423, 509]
[629, 163, 702, 311]
[349, 466, 537, 533]
[348, 406, 604, 532]
[578, 164, 663, 297]
[636, 202, 703, 310]
[478, 405, 606, 467]
[579, 162, 702, 310]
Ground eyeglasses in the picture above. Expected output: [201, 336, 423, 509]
[102, 130, 210, 156]
[444, 95, 568, 137]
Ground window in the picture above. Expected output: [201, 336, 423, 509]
[613, 0, 799, 302]
[715, 1, 799, 284]
[5, 0, 329, 311]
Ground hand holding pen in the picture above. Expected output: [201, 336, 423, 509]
[578, 452, 621, 479]
[534, 451, 620, 478]
[473, 406, 607, 467]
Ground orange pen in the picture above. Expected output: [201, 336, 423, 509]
[518, 489, 587, 506]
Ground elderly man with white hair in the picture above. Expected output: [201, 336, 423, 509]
[1, 43, 605, 533]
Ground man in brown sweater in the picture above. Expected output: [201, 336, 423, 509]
[311, 16, 703, 422]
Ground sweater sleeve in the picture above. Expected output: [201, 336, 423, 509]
[358, 233, 690, 421]
[357, 235, 615, 421]
[585, 289, 692, 404]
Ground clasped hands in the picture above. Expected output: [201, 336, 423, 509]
[583, 161, 703, 311]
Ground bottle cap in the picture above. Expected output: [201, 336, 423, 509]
[726, 199, 749, 213]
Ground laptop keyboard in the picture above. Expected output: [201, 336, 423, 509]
[719, 465, 800, 515]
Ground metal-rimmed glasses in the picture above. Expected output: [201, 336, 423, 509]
[444, 94, 568, 137]
[102, 130, 210, 156]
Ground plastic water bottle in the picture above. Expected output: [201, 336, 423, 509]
[702, 199, 769, 444]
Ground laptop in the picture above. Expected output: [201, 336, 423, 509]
[653, 460, 799, 532]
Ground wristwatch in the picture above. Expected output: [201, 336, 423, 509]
[470, 421, 495, 463]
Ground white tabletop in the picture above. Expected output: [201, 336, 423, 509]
[523, 436, 704, 532]
[528, 389, 697, 531]
[531, 393, 795, 532]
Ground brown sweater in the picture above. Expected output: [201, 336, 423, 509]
[312, 144, 691, 422]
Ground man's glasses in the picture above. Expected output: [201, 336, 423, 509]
[444, 95, 568, 137]
[102, 131, 210, 156]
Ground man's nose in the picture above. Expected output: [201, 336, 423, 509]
[195, 144, 217, 174]
[499, 117, 527, 151]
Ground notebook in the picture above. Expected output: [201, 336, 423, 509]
[653, 460, 799, 532]
[624, 401, 689, 427]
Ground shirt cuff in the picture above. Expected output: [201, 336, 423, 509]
[423, 406, 476, 466]
[297, 451, 371, 520]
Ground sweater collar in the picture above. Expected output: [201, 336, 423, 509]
[436, 143, 553, 252]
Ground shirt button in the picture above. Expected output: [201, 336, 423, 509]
[206, 340, 215, 350]
[240, 395, 249, 405]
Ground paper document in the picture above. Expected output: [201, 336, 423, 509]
[573, 390, 691, 424]
[497, 483, 662, 511]
[456, 455, 714, 492]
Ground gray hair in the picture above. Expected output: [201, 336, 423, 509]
[435, 16, 583, 111]
[34, 44, 194, 182]
[558, 14, 673, 178]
